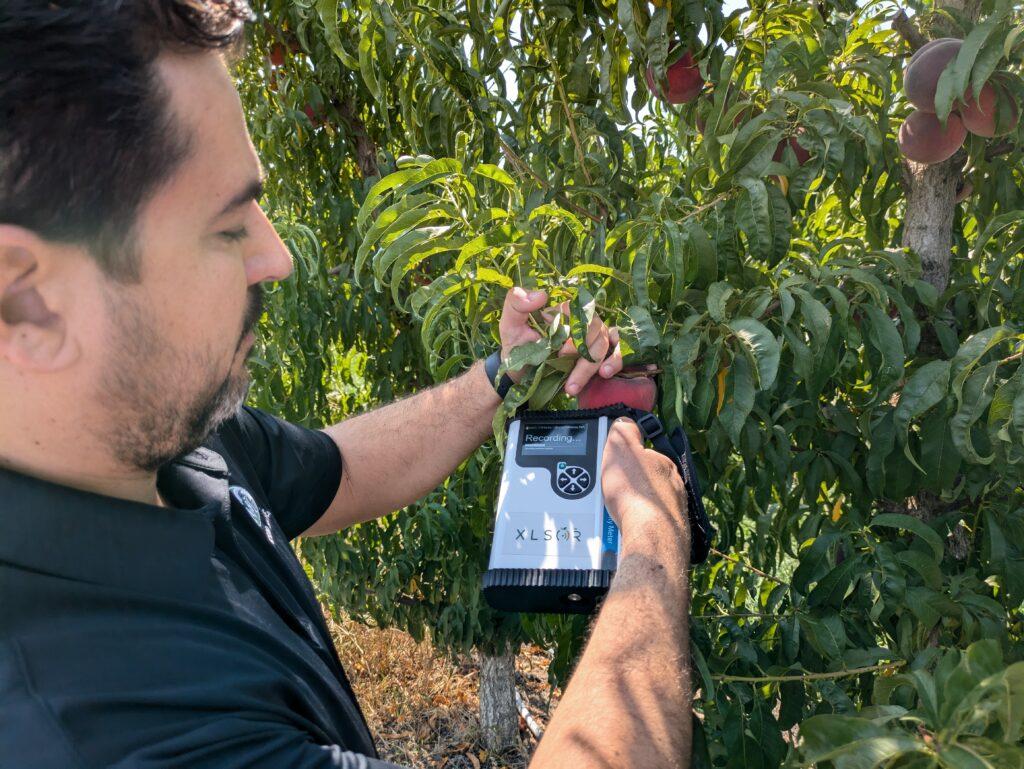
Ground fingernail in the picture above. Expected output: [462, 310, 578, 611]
[528, 290, 545, 300]
[566, 382, 580, 395]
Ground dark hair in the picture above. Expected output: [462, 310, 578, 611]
[0, 1, 253, 282]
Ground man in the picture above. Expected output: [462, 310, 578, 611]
[0, 2, 694, 767]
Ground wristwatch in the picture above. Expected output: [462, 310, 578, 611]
[484, 350, 516, 399]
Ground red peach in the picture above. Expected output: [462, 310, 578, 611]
[772, 136, 811, 166]
[578, 374, 657, 412]
[645, 51, 703, 105]
[898, 109, 966, 164]
[958, 82, 1019, 137]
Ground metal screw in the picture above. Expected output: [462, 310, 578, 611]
[566, 593, 582, 602]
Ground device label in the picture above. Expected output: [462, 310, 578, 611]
[500, 512, 592, 560]
[602, 508, 619, 553]
[513, 525, 582, 543]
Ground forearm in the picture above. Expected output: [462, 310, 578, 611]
[530, 510, 693, 769]
[307, 360, 500, 534]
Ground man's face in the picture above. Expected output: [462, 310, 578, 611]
[91, 52, 293, 471]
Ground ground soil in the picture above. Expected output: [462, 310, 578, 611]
[325, 612, 561, 768]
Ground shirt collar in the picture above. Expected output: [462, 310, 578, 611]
[0, 448, 228, 601]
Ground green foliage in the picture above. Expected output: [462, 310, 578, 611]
[794, 640, 1024, 768]
[237, 0, 1024, 763]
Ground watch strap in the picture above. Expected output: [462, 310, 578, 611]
[484, 350, 516, 399]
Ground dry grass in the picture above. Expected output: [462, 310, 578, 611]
[325, 612, 561, 769]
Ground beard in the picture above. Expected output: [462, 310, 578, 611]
[96, 286, 264, 472]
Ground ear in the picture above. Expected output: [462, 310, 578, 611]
[0, 226, 79, 372]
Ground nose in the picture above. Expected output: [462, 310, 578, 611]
[244, 205, 294, 286]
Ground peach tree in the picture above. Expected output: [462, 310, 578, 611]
[238, 0, 1024, 764]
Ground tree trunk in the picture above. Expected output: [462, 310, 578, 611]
[478, 650, 520, 753]
[897, 0, 980, 295]
[902, 157, 960, 293]
[897, 1, 979, 555]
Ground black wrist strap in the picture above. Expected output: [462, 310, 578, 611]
[484, 350, 515, 399]
[515, 405, 715, 565]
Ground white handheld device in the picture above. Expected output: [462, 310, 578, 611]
[483, 412, 617, 613]
[482, 407, 713, 614]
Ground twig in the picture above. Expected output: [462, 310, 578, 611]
[537, 25, 594, 186]
[998, 349, 1023, 367]
[515, 689, 545, 741]
[892, 10, 927, 52]
[715, 660, 904, 684]
[709, 547, 790, 587]
[696, 611, 795, 620]
[984, 140, 1015, 161]
[498, 139, 603, 224]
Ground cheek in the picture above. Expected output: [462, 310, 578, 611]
[162, 256, 248, 352]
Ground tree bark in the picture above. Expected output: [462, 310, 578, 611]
[478, 650, 520, 753]
[901, 157, 960, 293]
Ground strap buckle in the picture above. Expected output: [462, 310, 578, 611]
[635, 412, 664, 441]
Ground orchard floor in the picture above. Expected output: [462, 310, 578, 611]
[325, 612, 561, 769]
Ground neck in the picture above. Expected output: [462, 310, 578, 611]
[0, 406, 160, 507]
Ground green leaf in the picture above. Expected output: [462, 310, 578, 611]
[621, 305, 660, 349]
[936, 17, 998, 121]
[707, 282, 734, 323]
[808, 554, 863, 609]
[685, 218, 718, 286]
[718, 355, 755, 446]
[869, 513, 944, 562]
[565, 263, 625, 281]
[798, 715, 921, 769]
[570, 287, 598, 362]
[801, 612, 848, 659]
[919, 414, 961, 491]
[951, 361, 998, 465]
[862, 305, 906, 392]
[952, 327, 1010, 403]
[895, 549, 943, 590]
[727, 317, 780, 390]
[503, 338, 553, 374]
[894, 360, 951, 438]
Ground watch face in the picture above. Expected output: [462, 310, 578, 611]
[520, 423, 589, 457]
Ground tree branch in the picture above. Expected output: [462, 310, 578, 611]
[893, 10, 927, 52]
[715, 661, 905, 684]
[709, 547, 789, 587]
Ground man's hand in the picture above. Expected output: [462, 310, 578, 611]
[529, 417, 694, 769]
[498, 287, 623, 395]
[602, 417, 689, 532]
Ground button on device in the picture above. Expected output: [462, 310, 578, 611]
[555, 465, 590, 496]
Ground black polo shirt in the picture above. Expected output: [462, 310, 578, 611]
[0, 406, 405, 769]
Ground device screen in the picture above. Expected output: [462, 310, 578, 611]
[521, 423, 589, 456]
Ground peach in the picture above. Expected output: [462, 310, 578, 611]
[898, 109, 966, 164]
[646, 51, 703, 105]
[903, 38, 961, 113]
[578, 373, 657, 412]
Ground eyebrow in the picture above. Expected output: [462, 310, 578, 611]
[214, 176, 266, 219]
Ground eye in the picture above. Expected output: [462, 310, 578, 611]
[220, 227, 249, 243]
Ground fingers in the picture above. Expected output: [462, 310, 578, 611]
[608, 416, 643, 447]
[498, 287, 548, 340]
[599, 327, 623, 378]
